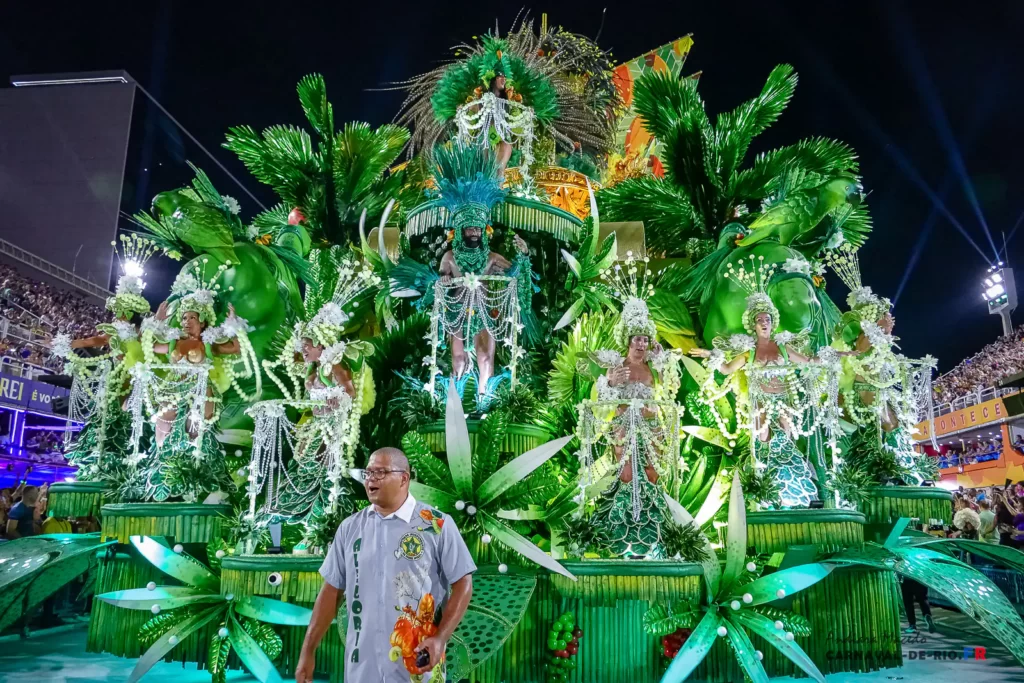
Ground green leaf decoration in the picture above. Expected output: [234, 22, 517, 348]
[898, 536, 1024, 574]
[228, 613, 283, 683]
[661, 609, 721, 683]
[728, 563, 835, 606]
[403, 431, 454, 492]
[732, 609, 825, 683]
[473, 410, 509, 490]
[445, 379, 475, 498]
[234, 595, 313, 626]
[694, 473, 728, 527]
[96, 586, 221, 611]
[642, 601, 698, 636]
[723, 617, 770, 683]
[409, 482, 463, 512]
[240, 616, 284, 661]
[663, 492, 720, 594]
[478, 511, 575, 580]
[446, 573, 536, 681]
[561, 249, 583, 278]
[130, 536, 220, 592]
[722, 470, 748, 589]
[751, 606, 811, 637]
[476, 435, 574, 507]
[553, 296, 587, 331]
[139, 608, 197, 649]
[208, 629, 232, 683]
[681, 425, 730, 449]
[296, 73, 334, 140]
[128, 604, 223, 683]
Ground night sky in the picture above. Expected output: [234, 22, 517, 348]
[2, 1, 1022, 371]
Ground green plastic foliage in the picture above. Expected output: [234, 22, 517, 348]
[681, 425, 731, 449]
[96, 586, 220, 611]
[228, 612, 283, 683]
[131, 535, 220, 592]
[663, 492, 720, 594]
[660, 610, 722, 683]
[479, 511, 575, 579]
[445, 379, 475, 498]
[208, 632, 232, 683]
[234, 594, 313, 626]
[725, 620, 770, 683]
[476, 435, 574, 506]
[642, 601, 698, 636]
[732, 610, 825, 683]
[129, 605, 222, 683]
[408, 481, 463, 510]
[728, 563, 835, 606]
[722, 470, 747, 589]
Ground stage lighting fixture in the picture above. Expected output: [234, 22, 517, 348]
[981, 266, 1017, 335]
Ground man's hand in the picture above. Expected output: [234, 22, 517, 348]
[513, 234, 529, 255]
[294, 651, 315, 683]
[413, 635, 446, 674]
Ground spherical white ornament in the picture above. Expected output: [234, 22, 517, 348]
[215, 549, 226, 559]
[729, 440, 737, 448]
[151, 604, 161, 614]
[742, 593, 753, 604]
[716, 626, 728, 637]
[481, 534, 492, 545]
[785, 631, 795, 641]
[774, 620, 784, 630]
[218, 627, 229, 638]
[173, 544, 184, 554]
[146, 581, 157, 591]
[730, 600, 741, 611]
[498, 563, 508, 574]
[455, 500, 466, 511]
[168, 635, 179, 646]
[746, 562, 757, 572]
[775, 589, 786, 599]
[466, 505, 477, 516]
[235, 449, 243, 457]
[755, 650, 763, 661]
[224, 593, 234, 602]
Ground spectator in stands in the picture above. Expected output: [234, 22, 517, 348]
[934, 326, 1024, 402]
[5, 484, 44, 539]
[978, 499, 999, 544]
[0, 264, 108, 340]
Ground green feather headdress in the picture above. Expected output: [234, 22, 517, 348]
[431, 142, 506, 235]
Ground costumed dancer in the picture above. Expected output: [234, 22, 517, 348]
[250, 254, 378, 550]
[690, 257, 844, 508]
[576, 254, 683, 557]
[421, 142, 533, 405]
[51, 234, 157, 486]
[129, 259, 258, 502]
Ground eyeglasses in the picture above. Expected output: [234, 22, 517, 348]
[354, 468, 407, 482]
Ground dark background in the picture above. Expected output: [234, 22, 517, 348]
[1, 1, 1021, 371]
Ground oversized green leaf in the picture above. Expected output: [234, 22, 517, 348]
[729, 563, 835, 606]
[445, 378, 474, 498]
[884, 517, 912, 548]
[240, 617, 284, 660]
[733, 610, 825, 683]
[752, 606, 811, 637]
[681, 354, 708, 385]
[661, 609, 721, 683]
[296, 73, 334, 140]
[228, 612, 283, 683]
[663, 492, 720, 594]
[722, 470, 747, 590]
[208, 630, 232, 683]
[478, 511, 575, 580]
[682, 425, 730, 449]
[410, 482, 463, 512]
[560, 249, 583, 278]
[403, 431, 455, 492]
[694, 473, 728, 527]
[128, 604, 223, 683]
[553, 296, 587, 331]
[588, 233, 618, 279]
[643, 602, 698, 636]
[476, 436, 573, 507]
[898, 536, 1024, 573]
[131, 536, 220, 592]
[724, 616, 770, 683]
[97, 586, 220, 611]
[234, 595, 313, 626]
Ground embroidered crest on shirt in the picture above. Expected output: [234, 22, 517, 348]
[417, 509, 445, 535]
[396, 532, 425, 560]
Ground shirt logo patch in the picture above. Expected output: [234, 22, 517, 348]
[396, 532, 425, 561]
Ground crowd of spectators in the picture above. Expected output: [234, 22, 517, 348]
[0, 264, 108, 338]
[949, 484, 1024, 548]
[936, 437, 1004, 468]
[933, 326, 1024, 402]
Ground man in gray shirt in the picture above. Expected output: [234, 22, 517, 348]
[296, 447, 476, 682]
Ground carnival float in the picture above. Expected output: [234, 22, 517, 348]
[7, 14, 1024, 683]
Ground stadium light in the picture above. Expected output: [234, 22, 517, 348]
[981, 266, 1017, 336]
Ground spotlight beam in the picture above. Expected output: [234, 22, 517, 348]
[885, 4, 999, 261]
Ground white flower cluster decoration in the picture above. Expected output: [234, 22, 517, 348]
[782, 256, 812, 276]
[220, 315, 251, 339]
[847, 286, 879, 310]
[116, 274, 145, 297]
[706, 348, 726, 374]
[112, 320, 137, 341]
[595, 375, 621, 400]
[141, 317, 180, 341]
[222, 195, 241, 215]
[861, 320, 895, 351]
[594, 349, 624, 368]
[319, 341, 348, 367]
[170, 272, 200, 298]
[724, 334, 756, 353]
[311, 302, 349, 328]
[51, 332, 74, 360]
[773, 331, 797, 346]
[816, 346, 840, 368]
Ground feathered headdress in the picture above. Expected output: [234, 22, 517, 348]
[431, 141, 506, 236]
[602, 252, 658, 348]
[824, 244, 892, 342]
[169, 258, 229, 326]
[106, 233, 158, 319]
[298, 255, 381, 350]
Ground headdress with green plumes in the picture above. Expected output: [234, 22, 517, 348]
[431, 142, 506, 274]
[169, 258, 230, 326]
[106, 233, 157, 319]
[477, 35, 513, 88]
[721, 255, 781, 335]
[824, 245, 892, 343]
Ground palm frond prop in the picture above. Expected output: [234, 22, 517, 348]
[224, 73, 409, 246]
[97, 536, 313, 683]
[655, 473, 834, 683]
[598, 66, 865, 257]
[401, 380, 575, 579]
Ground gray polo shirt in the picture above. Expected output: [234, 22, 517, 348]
[319, 494, 477, 682]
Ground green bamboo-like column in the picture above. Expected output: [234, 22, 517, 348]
[417, 421, 552, 457]
[48, 481, 108, 519]
[744, 509, 902, 676]
[221, 555, 346, 683]
[100, 502, 233, 544]
[860, 486, 954, 527]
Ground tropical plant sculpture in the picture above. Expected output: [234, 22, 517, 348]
[96, 536, 313, 683]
